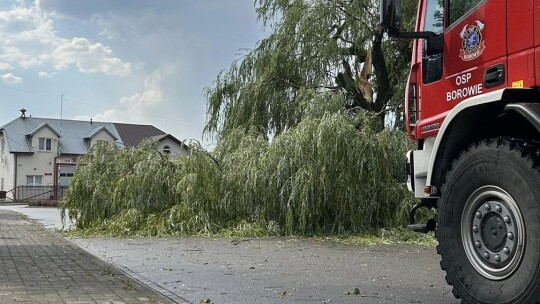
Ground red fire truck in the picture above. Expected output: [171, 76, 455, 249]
[381, 0, 540, 303]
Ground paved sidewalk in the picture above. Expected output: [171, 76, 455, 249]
[0, 210, 172, 304]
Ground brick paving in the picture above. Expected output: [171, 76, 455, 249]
[0, 210, 172, 304]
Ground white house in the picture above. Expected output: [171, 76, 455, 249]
[0, 109, 188, 200]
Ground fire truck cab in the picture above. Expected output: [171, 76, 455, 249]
[382, 0, 540, 302]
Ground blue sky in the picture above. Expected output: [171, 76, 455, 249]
[0, 0, 266, 147]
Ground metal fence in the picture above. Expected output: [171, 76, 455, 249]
[11, 186, 68, 202]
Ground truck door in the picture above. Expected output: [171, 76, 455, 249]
[507, 0, 535, 88]
[416, 0, 508, 139]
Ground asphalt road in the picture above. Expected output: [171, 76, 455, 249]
[71, 237, 458, 304]
[0, 205, 459, 304]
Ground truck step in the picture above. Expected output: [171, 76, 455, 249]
[407, 224, 429, 233]
[407, 219, 436, 233]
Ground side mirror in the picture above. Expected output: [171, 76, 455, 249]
[426, 35, 444, 55]
[380, 0, 401, 34]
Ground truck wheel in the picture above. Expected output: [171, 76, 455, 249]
[438, 138, 540, 303]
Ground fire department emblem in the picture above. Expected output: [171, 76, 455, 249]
[459, 20, 485, 61]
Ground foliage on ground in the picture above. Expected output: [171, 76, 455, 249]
[326, 228, 437, 246]
[62, 111, 416, 237]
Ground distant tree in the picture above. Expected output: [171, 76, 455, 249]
[205, 0, 417, 140]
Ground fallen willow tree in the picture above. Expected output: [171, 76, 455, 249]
[62, 112, 414, 236]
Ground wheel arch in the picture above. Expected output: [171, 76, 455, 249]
[427, 88, 540, 193]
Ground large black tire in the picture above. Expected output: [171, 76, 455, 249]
[438, 138, 540, 304]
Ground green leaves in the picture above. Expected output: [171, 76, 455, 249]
[63, 111, 414, 237]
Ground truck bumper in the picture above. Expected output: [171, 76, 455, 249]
[405, 138, 434, 198]
[405, 150, 414, 193]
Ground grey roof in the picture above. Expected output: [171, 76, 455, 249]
[0, 116, 183, 156]
[151, 134, 187, 148]
[113, 123, 165, 146]
[1, 117, 121, 155]
[26, 123, 61, 138]
[83, 126, 119, 141]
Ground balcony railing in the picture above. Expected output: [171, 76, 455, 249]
[5, 185, 68, 202]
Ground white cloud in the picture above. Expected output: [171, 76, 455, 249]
[38, 71, 53, 78]
[52, 37, 131, 76]
[0, 62, 14, 70]
[0, 3, 131, 77]
[14, 18, 62, 46]
[72, 114, 91, 121]
[1, 72, 22, 84]
[90, 69, 163, 123]
[0, 5, 35, 23]
[0, 45, 49, 69]
[20, 54, 50, 69]
[98, 27, 114, 40]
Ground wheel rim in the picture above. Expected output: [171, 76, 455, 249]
[461, 186, 525, 280]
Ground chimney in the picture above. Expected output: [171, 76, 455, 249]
[20, 108, 27, 118]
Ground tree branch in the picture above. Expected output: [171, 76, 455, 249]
[372, 32, 393, 113]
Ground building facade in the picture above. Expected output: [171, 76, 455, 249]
[0, 111, 188, 200]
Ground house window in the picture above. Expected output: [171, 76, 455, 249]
[38, 138, 52, 151]
[26, 175, 43, 187]
[162, 145, 171, 154]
